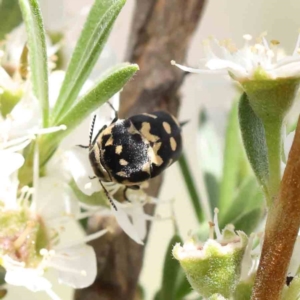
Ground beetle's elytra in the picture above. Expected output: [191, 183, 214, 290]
[81, 109, 183, 209]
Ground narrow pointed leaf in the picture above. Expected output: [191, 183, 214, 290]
[203, 172, 219, 216]
[0, 267, 5, 285]
[19, 0, 49, 127]
[58, 63, 138, 133]
[160, 235, 183, 300]
[154, 291, 161, 300]
[198, 110, 221, 214]
[232, 207, 263, 234]
[198, 110, 222, 180]
[219, 100, 241, 213]
[52, 0, 126, 122]
[178, 154, 204, 223]
[40, 63, 138, 164]
[0, 0, 22, 40]
[238, 93, 269, 196]
[220, 177, 263, 229]
[175, 271, 192, 300]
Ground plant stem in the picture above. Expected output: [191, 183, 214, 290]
[251, 118, 300, 300]
[264, 119, 282, 205]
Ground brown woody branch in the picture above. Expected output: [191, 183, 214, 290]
[75, 1, 206, 299]
[251, 118, 300, 300]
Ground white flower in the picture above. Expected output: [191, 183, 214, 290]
[172, 33, 300, 81]
[0, 138, 107, 299]
[0, 68, 70, 144]
[112, 192, 154, 245]
[1, 24, 59, 71]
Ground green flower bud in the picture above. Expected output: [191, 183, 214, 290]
[239, 78, 300, 202]
[173, 210, 248, 299]
[233, 274, 255, 300]
[241, 78, 300, 124]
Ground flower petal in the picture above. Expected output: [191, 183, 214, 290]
[5, 269, 52, 292]
[0, 151, 24, 177]
[52, 245, 97, 288]
[3, 86, 41, 140]
[205, 58, 248, 78]
[112, 201, 144, 245]
[36, 177, 79, 221]
[3, 256, 52, 292]
[67, 147, 101, 196]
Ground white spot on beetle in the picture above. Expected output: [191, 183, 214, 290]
[119, 159, 128, 166]
[115, 145, 123, 154]
[170, 137, 177, 151]
[141, 122, 160, 142]
[163, 122, 172, 134]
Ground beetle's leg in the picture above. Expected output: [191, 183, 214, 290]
[107, 101, 118, 124]
[123, 187, 131, 202]
[89, 176, 97, 180]
[123, 185, 140, 202]
[99, 180, 117, 210]
[104, 182, 116, 186]
[77, 144, 89, 149]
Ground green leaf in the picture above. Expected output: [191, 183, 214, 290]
[238, 93, 269, 198]
[197, 110, 221, 215]
[0, 0, 22, 41]
[19, 0, 49, 127]
[219, 100, 241, 214]
[160, 235, 183, 300]
[198, 110, 222, 181]
[233, 207, 263, 234]
[41, 63, 138, 164]
[175, 271, 192, 300]
[204, 172, 219, 217]
[55, 63, 138, 136]
[52, 0, 126, 123]
[178, 154, 204, 223]
[0, 266, 5, 286]
[220, 177, 263, 228]
[154, 291, 161, 300]
[137, 285, 145, 300]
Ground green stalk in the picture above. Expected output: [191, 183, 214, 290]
[263, 119, 282, 205]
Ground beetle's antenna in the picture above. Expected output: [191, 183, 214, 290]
[89, 115, 97, 146]
[99, 180, 117, 210]
[107, 101, 118, 123]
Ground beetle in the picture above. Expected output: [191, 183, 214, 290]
[80, 105, 183, 209]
